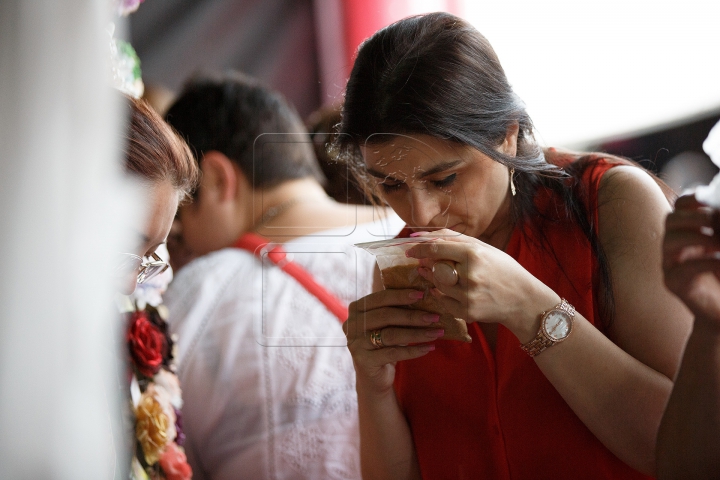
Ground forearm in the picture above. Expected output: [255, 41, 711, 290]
[656, 320, 720, 480]
[357, 381, 421, 480]
[509, 308, 671, 476]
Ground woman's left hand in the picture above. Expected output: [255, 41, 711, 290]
[406, 229, 559, 339]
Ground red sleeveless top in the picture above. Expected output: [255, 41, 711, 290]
[394, 155, 653, 480]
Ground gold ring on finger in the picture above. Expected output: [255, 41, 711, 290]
[369, 328, 385, 349]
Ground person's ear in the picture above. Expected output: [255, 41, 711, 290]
[499, 122, 519, 157]
[200, 151, 238, 202]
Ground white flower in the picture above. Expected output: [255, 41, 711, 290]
[153, 369, 183, 410]
[145, 383, 177, 442]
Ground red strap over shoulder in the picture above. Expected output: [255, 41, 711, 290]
[233, 232, 349, 322]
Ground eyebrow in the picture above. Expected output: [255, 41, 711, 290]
[416, 160, 462, 178]
[366, 160, 462, 181]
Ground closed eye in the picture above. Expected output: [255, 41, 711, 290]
[380, 181, 405, 193]
[432, 173, 457, 189]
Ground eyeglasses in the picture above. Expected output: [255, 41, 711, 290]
[116, 252, 169, 285]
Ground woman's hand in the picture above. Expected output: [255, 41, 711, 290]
[406, 230, 559, 342]
[344, 288, 443, 395]
[663, 194, 720, 328]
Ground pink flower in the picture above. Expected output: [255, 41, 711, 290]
[159, 442, 193, 480]
[116, 0, 145, 16]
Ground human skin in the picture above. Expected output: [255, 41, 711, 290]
[120, 179, 179, 294]
[172, 150, 391, 264]
[344, 133, 693, 478]
[657, 194, 720, 479]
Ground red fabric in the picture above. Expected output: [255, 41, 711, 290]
[233, 233, 349, 322]
[394, 156, 654, 479]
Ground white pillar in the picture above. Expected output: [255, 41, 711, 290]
[0, 1, 133, 478]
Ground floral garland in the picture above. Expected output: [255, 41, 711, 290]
[124, 304, 191, 480]
[119, 247, 192, 480]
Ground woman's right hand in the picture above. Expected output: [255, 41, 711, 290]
[344, 288, 443, 395]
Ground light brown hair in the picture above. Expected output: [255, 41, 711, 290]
[124, 95, 199, 201]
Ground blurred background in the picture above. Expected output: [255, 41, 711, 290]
[129, 0, 720, 191]
[1, 1, 719, 478]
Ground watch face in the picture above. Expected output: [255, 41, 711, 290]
[543, 309, 572, 341]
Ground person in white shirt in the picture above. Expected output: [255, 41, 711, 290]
[163, 71, 402, 480]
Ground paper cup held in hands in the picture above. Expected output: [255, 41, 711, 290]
[356, 237, 472, 343]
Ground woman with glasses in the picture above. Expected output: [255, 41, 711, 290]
[116, 96, 199, 293]
[112, 95, 199, 480]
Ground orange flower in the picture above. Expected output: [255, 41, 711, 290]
[135, 392, 171, 465]
[159, 442, 193, 480]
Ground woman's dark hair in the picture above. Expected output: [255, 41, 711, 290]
[336, 12, 674, 328]
[164, 71, 325, 190]
[124, 95, 199, 202]
[306, 105, 371, 205]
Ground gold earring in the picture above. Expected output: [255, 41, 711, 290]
[509, 167, 516, 196]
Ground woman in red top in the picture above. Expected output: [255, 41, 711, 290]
[337, 12, 692, 479]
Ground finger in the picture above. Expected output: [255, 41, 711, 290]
[665, 248, 720, 269]
[362, 343, 436, 366]
[345, 307, 441, 345]
[666, 208, 719, 232]
[350, 288, 425, 313]
[363, 306, 442, 329]
[366, 326, 445, 350]
[406, 239, 471, 264]
[663, 232, 720, 267]
[674, 193, 705, 210]
[664, 258, 720, 292]
[664, 229, 720, 251]
[425, 287, 468, 320]
[417, 266, 466, 300]
[410, 228, 463, 238]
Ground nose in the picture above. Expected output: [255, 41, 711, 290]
[408, 187, 445, 228]
[119, 272, 138, 296]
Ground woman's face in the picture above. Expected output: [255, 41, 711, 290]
[120, 179, 180, 294]
[361, 134, 513, 242]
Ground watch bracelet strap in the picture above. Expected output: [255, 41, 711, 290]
[520, 298, 575, 357]
[520, 334, 555, 357]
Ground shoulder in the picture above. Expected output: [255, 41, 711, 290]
[594, 165, 690, 378]
[164, 248, 256, 312]
[597, 165, 672, 249]
[599, 164, 668, 200]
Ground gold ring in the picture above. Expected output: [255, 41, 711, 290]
[369, 328, 385, 349]
[432, 261, 459, 286]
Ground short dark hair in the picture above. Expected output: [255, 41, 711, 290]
[165, 71, 325, 189]
[124, 95, 199, 202]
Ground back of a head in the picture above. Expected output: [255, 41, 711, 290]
[307, 105, 370, 205]
[165, 72, 324, 189]
[338, 12, 548, 175]
[123, 94, 199, 201]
